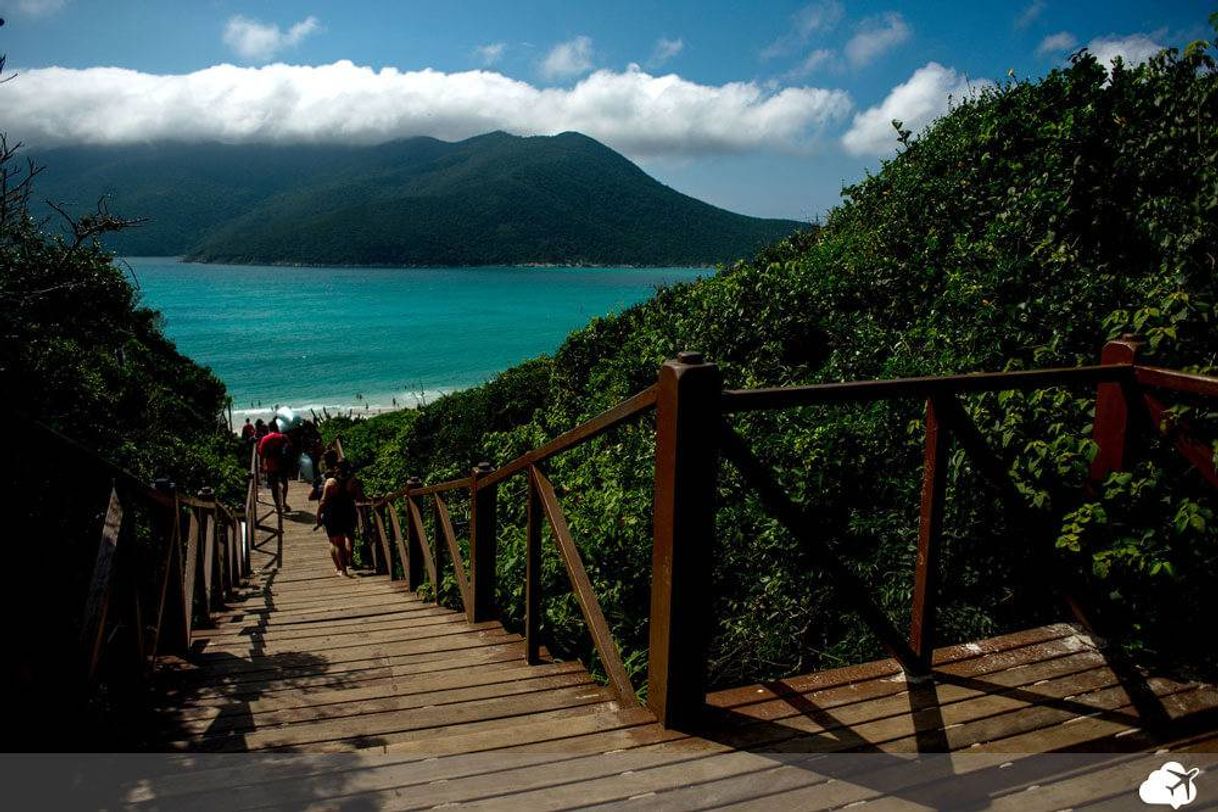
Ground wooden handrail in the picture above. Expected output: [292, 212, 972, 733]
[721, 364, 1131, 412]
[1135, 365, 1218, 399]
[531, 466, 637, 704]
[351, 346, 1218, 731]
[478, 385, 658, 489]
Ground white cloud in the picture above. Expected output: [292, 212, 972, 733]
[842, 62, 992, 156]
[648, 37, 684, 68]
[541, 36, 594, 80]
[222, 15, 320, 63]
[474, 43, 506, 66]
[845, 13, 911, 68]
[761, 0, 843, 60]
[1016, 0, 1045, 30]
[10, 0, 67, 15]
[1087, 33, 1163, 70]
[785, 49, 835, 79]
[2, 61, 854, 159]
[1037, 31, 1079, 57]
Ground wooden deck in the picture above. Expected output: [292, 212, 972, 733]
[146, 482, 1218, 762]
[118, 481, 1218, 806]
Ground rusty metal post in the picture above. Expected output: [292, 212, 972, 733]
[909, 397, 950, 671]
[646, 351, 721, 729]
[1089, 335, 1144, 487]
[405, 477, 424, 589]
[469, 461, 499, 622]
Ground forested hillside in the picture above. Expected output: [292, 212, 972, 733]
[31, 132, 804, 267]
[328, 38, 1218, 691]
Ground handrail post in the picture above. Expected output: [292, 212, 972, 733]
[151, 479, 189, 656]
[1089, 334, 1144, 487]
[197, 487, 221, 615]
[525, 467, 543, 664]
[909, 397, 949, 672]
[405, 477, 424, 589]
[469, 461, 499, 622]
[647, 351, 721, 729]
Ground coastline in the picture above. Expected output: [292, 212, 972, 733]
[173, 256, 719, 270]
[230, 389, 456, 431]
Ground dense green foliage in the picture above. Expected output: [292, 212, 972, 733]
[2, 171, 243, 500]
[331, 39, 1218, 692]
[32, 132, 803, 267]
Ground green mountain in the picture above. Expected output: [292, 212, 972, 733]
[31, 132, 804, 266]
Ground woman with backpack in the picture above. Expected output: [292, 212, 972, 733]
[317, 451, 364, 577]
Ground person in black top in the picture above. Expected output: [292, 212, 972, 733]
[317, 453, 364, 577]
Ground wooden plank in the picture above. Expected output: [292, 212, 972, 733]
[197, 619, 505, 658]
[434, 493, 473, 613]
[193, 606, 460, 644]
[706, 624, 1076, 709]
[172, 670, 599, 738]
[82, 486, 123, 681]
[167, 661, 588, 720]
[181, 684, 616, 751]
[533, 466, 637, 705]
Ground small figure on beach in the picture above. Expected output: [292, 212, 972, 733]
[317, 450, 364, 577]
[257, 419, 293, 512]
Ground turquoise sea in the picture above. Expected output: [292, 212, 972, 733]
[124, 258, 706, 420]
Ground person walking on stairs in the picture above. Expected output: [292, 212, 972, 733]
[258, 420, 293, 513]
[317, 451, 363, 577]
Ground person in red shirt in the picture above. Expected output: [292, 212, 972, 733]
[257, 422, 293, 512]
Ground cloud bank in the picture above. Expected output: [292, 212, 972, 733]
[3, 61, 853, 159]
[223, 16, 320, 62]
[842, 62, 991, 156]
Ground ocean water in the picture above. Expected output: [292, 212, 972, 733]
[123, 258, 706, 419]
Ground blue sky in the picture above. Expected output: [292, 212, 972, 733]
[0, 1, 1210, 221]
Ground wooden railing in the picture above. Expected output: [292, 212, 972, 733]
[360, 385, 658, 705]
[361, 336, 1218, 729]
[34, 420, 270, 697]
